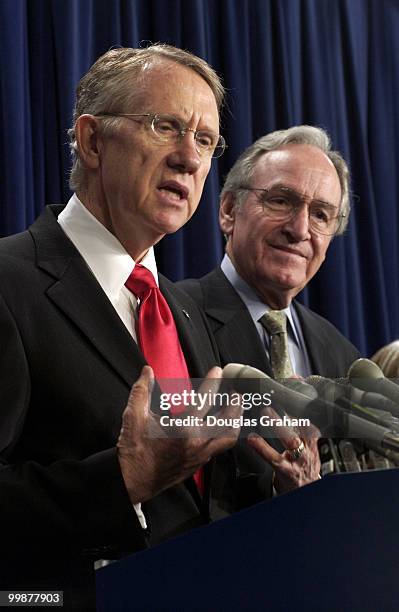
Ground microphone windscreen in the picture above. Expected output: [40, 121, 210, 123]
[348, 358, 384, 379]
[348, 358, 399, 405]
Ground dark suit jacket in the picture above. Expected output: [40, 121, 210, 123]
[178, 267, 360, 378]
[0, 206, 223, 610]
[178, 267, 361, 509]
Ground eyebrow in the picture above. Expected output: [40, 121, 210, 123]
[167, 112, 220, 133]
[268, 184, 339, 210]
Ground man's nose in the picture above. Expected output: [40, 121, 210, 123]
[167, 132, 202, 174]
[281, 206, 311, 241]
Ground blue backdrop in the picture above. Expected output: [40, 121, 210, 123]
[0, 0, 398, 357]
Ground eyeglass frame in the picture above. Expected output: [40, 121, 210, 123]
[237, 185, 346, 236]
[94, 112, 226, 159]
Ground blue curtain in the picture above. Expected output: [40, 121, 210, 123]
[1, 0, 398, 357]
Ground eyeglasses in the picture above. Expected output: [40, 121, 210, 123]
[96, 112, 226, 159]
[239, 185, 345, 236]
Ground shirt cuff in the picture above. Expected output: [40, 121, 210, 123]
[133, 502, 147, 529]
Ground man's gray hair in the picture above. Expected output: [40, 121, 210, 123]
[220, 125, 350, 234]
[68, 44, 225, 191]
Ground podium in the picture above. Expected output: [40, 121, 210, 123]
[96, 470, 399, 611]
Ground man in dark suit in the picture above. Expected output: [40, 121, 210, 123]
[0, 45, 244, 610]
[179, 126, 360, 491]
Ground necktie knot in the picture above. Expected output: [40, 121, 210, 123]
[125, 264, 157, 300]
[260, 310, 288, 336]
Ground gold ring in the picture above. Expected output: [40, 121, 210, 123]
[288, 440, 305, 461]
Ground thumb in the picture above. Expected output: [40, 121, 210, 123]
[122, 366, 154, 433]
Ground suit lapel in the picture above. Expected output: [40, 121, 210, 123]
[160, 276, 214, 378]
[201, 268, 272, 375]
[30, 206, 145, 388]
[294, 301, 335, 376]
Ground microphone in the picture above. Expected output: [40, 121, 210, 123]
[319, 438, 343, 474]
[306, 375, 399, 427]
[338, 440, 362, 472]
[367, 449, 392, 470]
[222, 363, 399, 452]
[348, 358, 399, 405]
[364, 443, 399, 467]
[277, 377, 318, 400]
[307, 374, 399, 413]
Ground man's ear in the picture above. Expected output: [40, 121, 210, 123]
[219, 192, 237, 237]
[74, 114, 102, 170]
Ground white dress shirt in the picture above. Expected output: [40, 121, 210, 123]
[58, 193, 158, 341]
[58, 193, 151, 529]
[221, 254, 312, 377]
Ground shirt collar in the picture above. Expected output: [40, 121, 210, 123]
[57, 194, 158, 298]
[220, 253, 301, 345]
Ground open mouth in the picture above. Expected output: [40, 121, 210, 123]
[158, 181, 189, 202]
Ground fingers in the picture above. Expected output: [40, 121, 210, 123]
[247, 434, 282, 464]
[203, 365, 223, 380]
[196, 366, 223, 417]
[260, 406, 320, 458]
[118, 365, 242, 502]
[297, 421, 321, 445]
[261, 406, 302, 452]
[247, 433, 305, 467]
[248, 425, 321, 494]
[205, 434, 238, 457]
[191, 367, 243, 453]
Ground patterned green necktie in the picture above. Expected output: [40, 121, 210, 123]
[260, 310, 294, 379]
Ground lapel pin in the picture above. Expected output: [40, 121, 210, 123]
[182, 309, 190, 319]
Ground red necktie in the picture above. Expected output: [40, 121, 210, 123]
[125, 264, 190, 382]
[125, 264, 204, 494]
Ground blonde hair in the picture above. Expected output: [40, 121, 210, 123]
[371, 340, 399, 378]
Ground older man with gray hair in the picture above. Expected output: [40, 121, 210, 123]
[0, 44, 241, 610]
[179, 125, 360, 492]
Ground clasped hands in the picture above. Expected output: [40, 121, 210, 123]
[117, 366, 320, 504]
